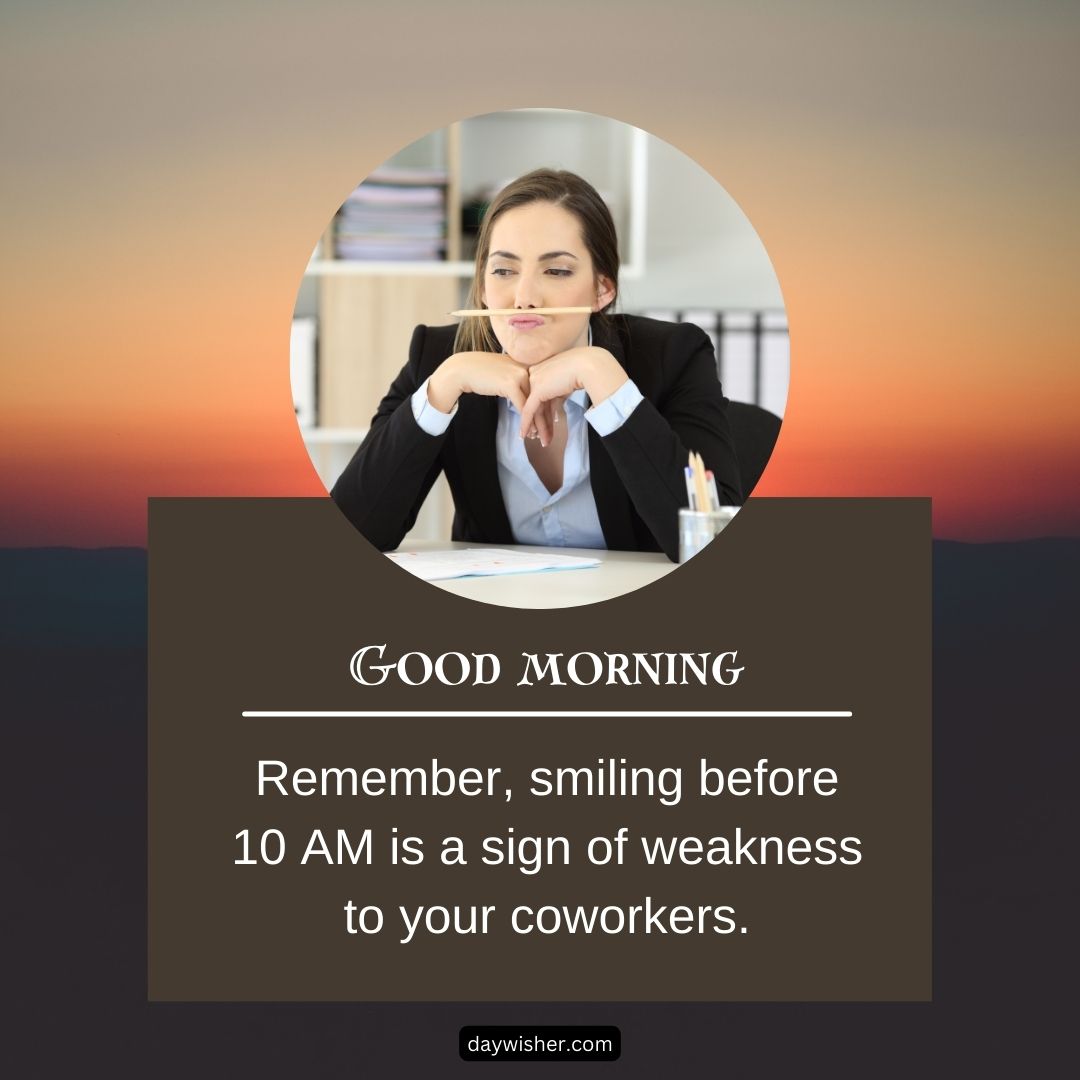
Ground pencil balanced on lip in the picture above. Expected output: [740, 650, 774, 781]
[448, 307, 594, 317]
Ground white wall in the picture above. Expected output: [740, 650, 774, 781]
[620, 136, 785, 312]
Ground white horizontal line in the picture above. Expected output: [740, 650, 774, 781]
[242, 711, 853, 718]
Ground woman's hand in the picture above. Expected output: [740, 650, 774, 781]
[427, 351, 532, 415]
[517, 346, 629, 446]
[426, 351, 559, 444]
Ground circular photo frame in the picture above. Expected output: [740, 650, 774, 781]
[291, 108, 787, 608]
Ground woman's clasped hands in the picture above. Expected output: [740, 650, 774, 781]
[426, 345, 629, 448]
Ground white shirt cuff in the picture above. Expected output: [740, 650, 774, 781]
[411, 377, 457, 436]
[586, 378, 643, 437]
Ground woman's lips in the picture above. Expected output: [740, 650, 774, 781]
[508, 315, 546, 329]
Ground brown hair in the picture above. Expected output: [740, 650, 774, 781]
[453, 168, 620, 353]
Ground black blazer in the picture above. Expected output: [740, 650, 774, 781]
[331, 314, 741, 562]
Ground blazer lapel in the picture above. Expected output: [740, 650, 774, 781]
[453, 393, 514, 542]
[588, 316, 637, 550]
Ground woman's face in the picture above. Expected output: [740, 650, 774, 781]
[482, 201, 614, 367]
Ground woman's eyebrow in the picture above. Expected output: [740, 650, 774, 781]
[488, 250, 579, 262]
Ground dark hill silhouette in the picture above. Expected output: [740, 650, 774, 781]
[0, 547, 146, 646]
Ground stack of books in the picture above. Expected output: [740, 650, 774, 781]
[334, 165, 448, 261]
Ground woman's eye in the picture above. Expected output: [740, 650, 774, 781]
[490, 267, 514, 277]
[546, 268, 573, 277]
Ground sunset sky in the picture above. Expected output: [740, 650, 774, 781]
[2, 2, 1077, 545]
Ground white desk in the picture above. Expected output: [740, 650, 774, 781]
[392, 540, 674, 609]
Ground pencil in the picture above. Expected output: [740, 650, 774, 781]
[448, 307, 594, 317]
[706, 470, 720, 512]
[690, 452, 710, 514]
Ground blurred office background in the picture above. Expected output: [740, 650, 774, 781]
[291, 110, 788, 540]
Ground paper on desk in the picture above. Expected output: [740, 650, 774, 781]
[386, 548, 600, 581]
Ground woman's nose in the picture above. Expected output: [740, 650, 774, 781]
[514, 274, 542, 309]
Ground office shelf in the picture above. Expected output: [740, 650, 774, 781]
[301, 111, 650, 443]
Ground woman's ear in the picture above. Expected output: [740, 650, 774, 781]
[595, 275, 616, 311]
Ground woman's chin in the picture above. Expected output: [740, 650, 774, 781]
[503, 336, 557, 366]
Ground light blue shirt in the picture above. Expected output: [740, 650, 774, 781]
[410, 357, 644, 549]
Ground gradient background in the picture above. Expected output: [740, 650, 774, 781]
[2, 3, 1078, 1077]
[2, 1, 1077, 546]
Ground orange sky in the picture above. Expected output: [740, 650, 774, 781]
[2, 3, 1077, 545]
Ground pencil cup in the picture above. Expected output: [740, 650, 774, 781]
[678, 507, 739, 563]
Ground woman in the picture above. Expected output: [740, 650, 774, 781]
[331, 168, 741, 562]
